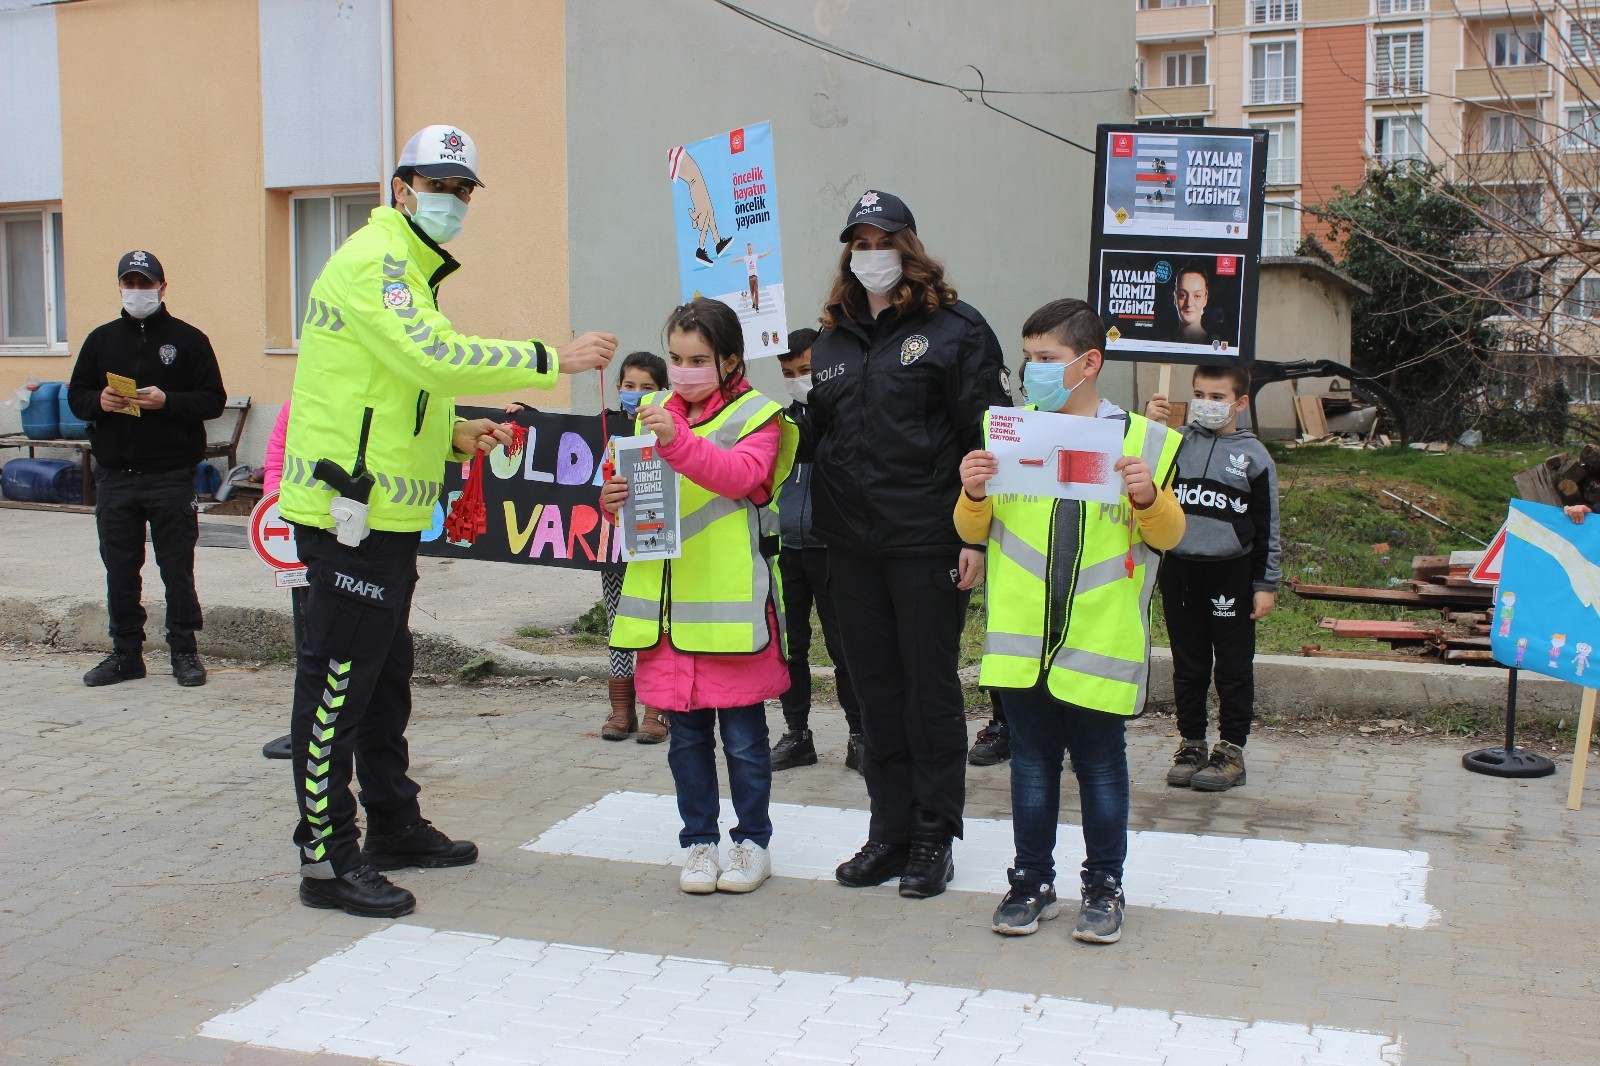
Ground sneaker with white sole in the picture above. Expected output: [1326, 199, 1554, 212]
[716, 840, 772, 893]
[679, 843, 721, 894]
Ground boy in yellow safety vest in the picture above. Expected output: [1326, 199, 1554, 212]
[955, 298, 1184, 944]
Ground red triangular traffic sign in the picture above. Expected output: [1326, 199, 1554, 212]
[1469, 523, 1508, 585]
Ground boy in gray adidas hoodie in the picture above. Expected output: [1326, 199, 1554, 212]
[1146, 364, 1280, 792]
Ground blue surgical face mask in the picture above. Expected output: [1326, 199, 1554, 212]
[618, 390, 644, 415]
[406, 190, 468, 244]
[1021, 354, 1087, 412]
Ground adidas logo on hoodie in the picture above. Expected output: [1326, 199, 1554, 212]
[1175, 482, 1249, 514]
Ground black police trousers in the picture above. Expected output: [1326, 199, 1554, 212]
[1158, 553, 1258, 747]
[777, 546, 862, 735]
[290, 525, 424, 878]
[94, 466, 201, 654]
[828, 547, 970, 842]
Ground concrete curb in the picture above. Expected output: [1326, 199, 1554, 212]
[2, 585, 1576, 724]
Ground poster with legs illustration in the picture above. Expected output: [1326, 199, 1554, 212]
[669, 122, 787, 358]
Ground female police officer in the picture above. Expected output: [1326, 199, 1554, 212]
[800, 190, 1010, 899]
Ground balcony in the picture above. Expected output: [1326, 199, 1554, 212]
[1456, 65, 1551, 101]
[1136, 83, 1215, 119]
[1264, 156, 1298, 184]
[1136, 3, 1213, 42]
[1370, 72, 1426, 99]
[1453, 1, 1544, 18]
[1248, 75, 1299, 106]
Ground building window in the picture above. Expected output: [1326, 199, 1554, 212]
[291, 191, 379, 342]
[1137, 115, 1206, 127]
[1481, 106, 1539, 152]
[1374, 31, 1425, 96]
[1475, 267, 1541, 319]
[1262, 200, 1298, 256]
[1564, 191, 1600, 234]
[1376, 0, 1427, 14]
[1139, 0, 1208, 8]
[1250, 41, 1299, 104]
[1375, 114, 1426, 163]
[1561, 276, 1600, 321]
[1568, 18, 1600, 61]
[0, 207, 66, 350]
[1485, 184, 1543, 226]
[1567, 105, 1600, 152]
[1491, 28, 1543, 67]
[1164, 51, 1207, 87]
[1252, 119, 1298, 183]
[1250, 0, 1299, 24]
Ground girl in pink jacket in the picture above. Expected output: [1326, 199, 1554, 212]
[601, 299, 789, 895]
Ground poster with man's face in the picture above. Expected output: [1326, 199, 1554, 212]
[1098, 250, 1246, 360]
[1087, 124, 1266, 367]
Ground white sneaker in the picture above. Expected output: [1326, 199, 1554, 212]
[716, 841, 771, 893]
[679, 843, 721, 894]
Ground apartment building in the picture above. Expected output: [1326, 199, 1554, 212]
[1135, 0, 1600, 396]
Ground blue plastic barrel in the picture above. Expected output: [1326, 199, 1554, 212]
[56, 389, 90, 439]
[20, 382, 61, 440]
[1, 458, 84, 504]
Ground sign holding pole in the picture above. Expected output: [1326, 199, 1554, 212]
[1087, 124, 1268, 370]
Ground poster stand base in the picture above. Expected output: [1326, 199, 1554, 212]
[1463, 668, 1556, 779]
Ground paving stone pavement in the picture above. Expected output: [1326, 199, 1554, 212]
[4, 645, 1600, 1065]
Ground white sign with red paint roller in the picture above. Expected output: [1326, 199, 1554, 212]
[984, 407, 1125, 505]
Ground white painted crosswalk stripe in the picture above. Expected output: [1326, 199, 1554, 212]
[523, 792, 1435, 928]
[201, 924, 1403, 1064]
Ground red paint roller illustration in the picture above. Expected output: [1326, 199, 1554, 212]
[1016, 447, 1110, 486]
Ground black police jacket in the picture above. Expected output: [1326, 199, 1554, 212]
[66, 306, 227, 472]
[802, 299, 1010, 557]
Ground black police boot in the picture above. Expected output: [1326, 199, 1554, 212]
[83, 650, 145, 688]
[299, 864, 416, 919]
[171, 651, 207, 687]
[899, 816, 955, 899]
[835, 840, 909, 887]
[362, 820, 479, 871]
[844, 733, 865, 774]
[770, 729, 818, 771]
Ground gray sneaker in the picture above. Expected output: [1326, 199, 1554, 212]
[1190, 741, 1247, 792]
[1166, 740, 1209, 787]
[991, 868, 1061, 936]
[1072, 874, 1125, 944]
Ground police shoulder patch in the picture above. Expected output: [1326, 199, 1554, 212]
[900, 334, 930, 365]
[382, 281, 413, 309]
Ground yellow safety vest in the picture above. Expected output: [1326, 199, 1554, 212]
[610, 388, 798, 655]
[978, 411, 1181, 715]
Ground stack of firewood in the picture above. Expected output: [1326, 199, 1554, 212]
[1514, 446, 1600, 509]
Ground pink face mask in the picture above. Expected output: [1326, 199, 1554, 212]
[668, 363, 719, 401]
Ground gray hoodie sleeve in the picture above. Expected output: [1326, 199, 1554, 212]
[1250, 451, 1281, 592]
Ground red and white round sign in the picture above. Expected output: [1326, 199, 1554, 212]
[249, 491, 301, 570]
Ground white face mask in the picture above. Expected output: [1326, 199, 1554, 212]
[1189, 397, 1236, 430]
[785, 374, 813, 405]
[405, 190, 468, 244]
[121, 288, 162, 319]
[850, 248, 903, 295]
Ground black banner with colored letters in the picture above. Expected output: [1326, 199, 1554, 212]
[418, 406, 624, 571]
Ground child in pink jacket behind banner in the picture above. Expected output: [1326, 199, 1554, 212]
[264, 401, 290, 496]
[601, 298, 790, 897]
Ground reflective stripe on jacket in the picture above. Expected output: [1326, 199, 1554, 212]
[611, 388, 798, 654]
[978, 411, 1181, 715]
[279, 206, 560, 532]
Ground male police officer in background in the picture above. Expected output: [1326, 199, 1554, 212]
[279, 125, 616, 918]
[68, 250, 226, 690]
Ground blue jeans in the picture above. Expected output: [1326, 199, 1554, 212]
[666, 705, 773, 848]
[1000, 683, 1129, 886]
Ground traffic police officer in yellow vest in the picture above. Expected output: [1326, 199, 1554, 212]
[280, 125, 616, 918]
[955, 299, 1184, 946]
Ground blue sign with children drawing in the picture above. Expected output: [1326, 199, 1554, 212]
[668, 121, 787, 359]
[1490, 499, 1600, 689]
